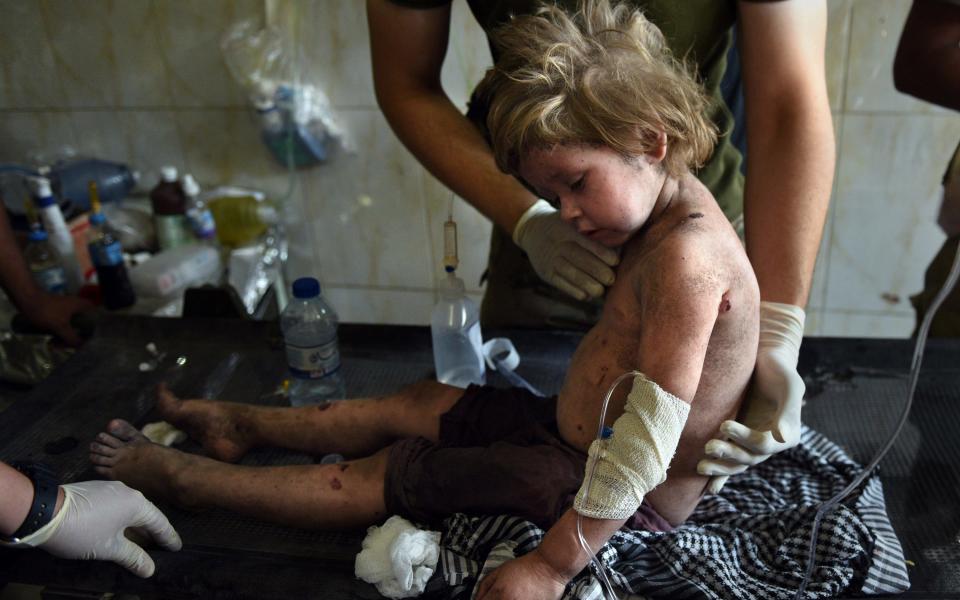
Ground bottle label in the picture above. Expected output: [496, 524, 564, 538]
[187, 208, 216, 239]
[286, 336, 341, 379]
[155, 215, 191, 250]
[89, 240, 124, 267]
[33, 267, 67, 295]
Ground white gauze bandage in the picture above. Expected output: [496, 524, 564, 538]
[574, 373, 691, 520]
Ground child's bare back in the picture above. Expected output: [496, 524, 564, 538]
[557, 173, 759, 526]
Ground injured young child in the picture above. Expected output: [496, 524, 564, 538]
[89, 1, 759, 595]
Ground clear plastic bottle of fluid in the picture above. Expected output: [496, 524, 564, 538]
[431, 267, 485, 387]
[281, 277, 346, 406]
[24, 225, 67, 295]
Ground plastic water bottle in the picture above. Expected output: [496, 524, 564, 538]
[431, 268, 485, 387]
[29, 176, 83, 293]
[24, 225, 67, 295]
[280, 277, 345, 406]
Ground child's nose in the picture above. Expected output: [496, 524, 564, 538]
[558, 197, 581, 221]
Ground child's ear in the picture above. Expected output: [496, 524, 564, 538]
[646, 131, 668, 164]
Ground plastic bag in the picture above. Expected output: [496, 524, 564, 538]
[221, 20, 351, 168]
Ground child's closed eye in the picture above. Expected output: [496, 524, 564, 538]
[570, 176, 586, 191]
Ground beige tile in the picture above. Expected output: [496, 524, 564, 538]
[803, 308, 822, 337]
[819, 310, 915, 338]
[119, 111, 190, 185]
[0, 111, 78, 164]
[299, 109, 435, 289]
[825, 0, 852, 112]
[825, 114, 960, 314]
[155, 0, 259, 108]
[323, 286, 434, 325]
[43, 0, 175, 108]
[845, 0, 942, 113]
[0, 1, 65, 108]
[293, 0, 376, 108]
[175, 109, 291, 193]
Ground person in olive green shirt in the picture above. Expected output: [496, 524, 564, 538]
[894, 0, 960, 336]
[366, 3, 832, 594]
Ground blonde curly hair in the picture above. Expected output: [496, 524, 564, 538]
[477, 0, 717, 178]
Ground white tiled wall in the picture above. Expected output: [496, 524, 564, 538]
[1, 0, 957, 336]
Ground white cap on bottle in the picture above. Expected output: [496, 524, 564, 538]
[28, 176, 53, 198]
[160, 166, 179, 182]
[182, 174, 200, 197]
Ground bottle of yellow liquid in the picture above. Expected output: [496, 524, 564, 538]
[206, 195, 279, 247]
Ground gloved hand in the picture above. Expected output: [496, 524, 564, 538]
[513, 199, 620, 300]
[18, 480, 182, 577]
[698, 301, 806, 493]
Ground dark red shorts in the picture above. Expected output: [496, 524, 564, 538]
[384, 385, 673, 531]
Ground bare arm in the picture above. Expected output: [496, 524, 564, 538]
[0, 462, 36, 537]
[366, 0, 536, 234]
[894, 0, 960, 110]
[479, 241, 722, 596]
[738, 0, 834, 307]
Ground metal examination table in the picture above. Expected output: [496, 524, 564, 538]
[0, 315, 958, 599]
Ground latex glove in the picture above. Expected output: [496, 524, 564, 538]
[698, 302, 805, 493]
[18, 480, 182, 577]
[20, 292, 94, 346]
[513, 199, 620, 301]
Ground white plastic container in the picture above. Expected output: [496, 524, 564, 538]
[431, 269, 485, 387]
[29, 177, 83, 293]
[129, 243, 221, 298]
[280, 277, 345, 406]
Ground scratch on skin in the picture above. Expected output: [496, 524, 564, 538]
[331, 477, 343, 490]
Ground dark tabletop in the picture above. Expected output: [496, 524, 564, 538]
[0, 316, 957, 599]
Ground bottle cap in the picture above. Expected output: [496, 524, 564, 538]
[89, 212, 106, 226]
[292, 277, 321, 299]
[182, 174, 200, 197]
[28, 177, 56, 208]
[28, 227, 48, 241]
[160, 166, 178, 183]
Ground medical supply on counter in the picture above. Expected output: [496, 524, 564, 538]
[150, 166, 190, 251]
[29, 177, 83, 293]
[24, 224, 67, 295]
[49, 158, 136, 212]
[206, 192, 278, 247]
[431, 267, 485, 387]
[280, 277, 345, 406]
[182, 174, 217, 244]
[87, 182, 136, 310]
[129, 243, 221, 298]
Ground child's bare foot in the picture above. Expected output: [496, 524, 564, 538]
[156, 383, 254, 462]
[89, 419, 199, 507]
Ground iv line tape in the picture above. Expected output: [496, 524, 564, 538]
[481, 338, 546, 397]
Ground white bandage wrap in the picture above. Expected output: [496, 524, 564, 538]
[574, 374, 690, 520]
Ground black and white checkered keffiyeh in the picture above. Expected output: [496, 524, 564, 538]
[427, 426, 909, 600]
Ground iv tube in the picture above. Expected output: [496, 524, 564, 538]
[576, 371, 642, 600]
[443, 216, 459, 271]
[794, 239, 960, 599]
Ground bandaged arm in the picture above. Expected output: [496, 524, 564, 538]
[574, 373, 691, 519]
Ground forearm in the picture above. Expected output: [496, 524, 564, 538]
[377, 89, 537, 234]
[536, 508, 626, 580]
[744, 103, 834, 307]
[0, 464, 34, 536]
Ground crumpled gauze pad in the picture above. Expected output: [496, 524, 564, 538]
[355, 515, 441, 599]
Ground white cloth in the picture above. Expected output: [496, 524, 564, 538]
[141, 421, 187, 447]
[355, 515, 441, 599]
[574, 373, 690, 520]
